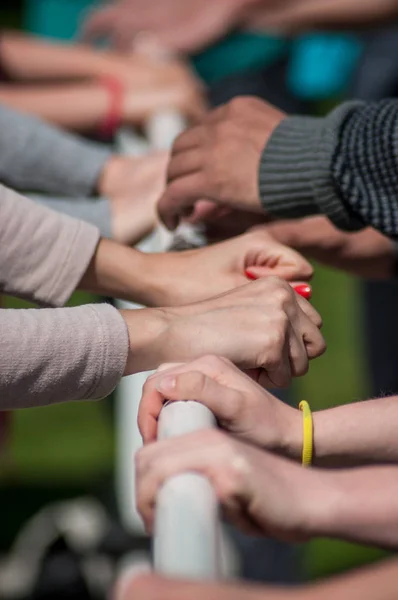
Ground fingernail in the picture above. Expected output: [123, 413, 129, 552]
[245, 269, 257, 281]
[156, 376, 176, 393]
[293, 284, 312, 300]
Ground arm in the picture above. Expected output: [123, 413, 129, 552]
[118, 557, 398, 600]
[0, 104, 111, 195]
[255, 217, 397, 280]
[117, 557, 398, 600]
[244, 0, 398, 33]
[260, 99, 398, 237]
[82, 0, 263, 53]
[30, 195, 113, 238]
[159, 97, 398, 239]
[136, 428, 398, 549]
[138, 357, 398, 467]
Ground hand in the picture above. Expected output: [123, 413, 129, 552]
[136, 428, 315, 539]
[158, 97, 286, 230]
[142, 228, 313, 306]
[122, 78, 206, 125]
[257, 217, 396, 280]
[98, 153, 168, 245]
[82, 0, 255, 54]
[188, 202, 269, 243]
[138, 355, 302, 453]
[115, 573, 286, 600]
[94, 51, 207, 124]
[122, 276, 325, 385]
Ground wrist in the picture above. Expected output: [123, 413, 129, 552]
[97, 155, 125, 197]
[278, 406, 303, 461]
[121, 307, 172, 374]
[79, 238, 152, 305]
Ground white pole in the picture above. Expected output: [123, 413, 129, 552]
[115, 112, 186, 533]
[154, 402, 221, 580]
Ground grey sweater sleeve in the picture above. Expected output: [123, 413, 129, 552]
[259, 99, 398, 237]
[0, 183, 99, 306]
[0, 304, 129, 409]
[30, 194, 112, 238]
[0, 104, 112, 196]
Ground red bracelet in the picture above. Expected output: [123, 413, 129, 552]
[98, 76, 124, 140]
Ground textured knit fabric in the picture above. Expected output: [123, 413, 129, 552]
[0, 184, 99, 307]
[1, 304, 128, 409]
[0, 103, 112, 196]
[31, 194, 112, 238]
[259, 99, 398, 237]
[333, 100, 398, 237]
[0, 184, 129, 408]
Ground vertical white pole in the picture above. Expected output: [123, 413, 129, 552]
[115, 112, 185, 533]
[154, 402, 221, 580]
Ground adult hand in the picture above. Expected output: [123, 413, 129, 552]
[98, 153, 168, 245]
[136, 428, 315, 539]
[138, 355, 302, 453]
[82, 0, 257, 54]
[158, 97, 286, 230]
[122, 276, 325, 384]
[142, 228, 313, 306]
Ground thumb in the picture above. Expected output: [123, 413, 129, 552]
[156, 371, 244, 425]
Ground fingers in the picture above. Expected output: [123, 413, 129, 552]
[136, 430, 221, 529]
[158, 173, 207, 229]
[138, 356, 247, 443]
[138, 362, 185, 443]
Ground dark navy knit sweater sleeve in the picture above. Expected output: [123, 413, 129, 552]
[260, 99, 398, 238]
[332, 99, 398, 237]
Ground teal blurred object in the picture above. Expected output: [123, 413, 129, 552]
[24, 0, 96, 40]
[288, 33, 364, 100]
[24, 2, 362, 99]
[192, 32, 288, 84]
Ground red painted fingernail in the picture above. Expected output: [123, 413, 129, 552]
[293, 284, 312, 300]
[245, 269, 258, 281]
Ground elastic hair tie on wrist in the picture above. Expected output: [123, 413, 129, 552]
[299, 400, 313, 467]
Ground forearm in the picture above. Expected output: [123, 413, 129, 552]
[0, 304, 128, 410]
[78, 238, 168, 307]
[310, 465, 398, 549]
[313, 397, 398, 467]
[264, 219, 396, 280]
[283, 396, 398, 467]
[0, 83, 109, 132]
[245, 0, 398, 33]
[0, 104, 111, 196]
[0, 31, 119, 82]
[294, 557, 398, 600]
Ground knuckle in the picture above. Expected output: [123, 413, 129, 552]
[177, 370, 207, 395]
[228, 96, 248, 114]
[273, 285, 293, 306]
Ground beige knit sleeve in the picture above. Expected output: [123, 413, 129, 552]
[0, 183, 99, 306]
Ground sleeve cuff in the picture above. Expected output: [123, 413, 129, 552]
[85, 304, 129, 400]
[259, 102, 365, 232]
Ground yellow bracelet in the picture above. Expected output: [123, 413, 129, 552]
[299, 400, 313, 466]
